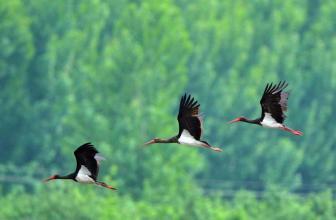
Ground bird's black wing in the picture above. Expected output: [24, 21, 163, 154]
[177, 94, 202, 140]
[259, 81, 289, 123]
[74, 143, 100, 181]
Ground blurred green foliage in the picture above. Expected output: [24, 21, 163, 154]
[1, 0, 336, 219]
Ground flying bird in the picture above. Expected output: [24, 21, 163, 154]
[44, 143, 116, 190]
[229, 81, 303, 136]
[145, 94, 222, 152]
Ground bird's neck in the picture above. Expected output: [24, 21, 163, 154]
[57, 173, 76, 180]
[157, 136, 178, 143]
[241, 118, 261, 125]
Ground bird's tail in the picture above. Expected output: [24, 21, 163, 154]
[95, 181, 117, 190]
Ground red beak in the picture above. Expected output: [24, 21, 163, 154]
[43, 175, 56, 182]
[228, 118, 240, 124]
[106, 185, 117, 190]
[144, 140, 155, 146]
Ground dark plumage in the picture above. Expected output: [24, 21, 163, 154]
[229, 81, 303, 136]
[260, 81, 289, 123]
[44, 143, 116, 190]
[177, 93, 202, 140]
[145, 93, 222, 152]
[74, 143, 100, 181]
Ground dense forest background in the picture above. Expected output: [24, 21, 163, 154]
[1, 0, 336, 219]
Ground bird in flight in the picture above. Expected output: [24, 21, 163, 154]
[44, 143, 117, 190]
[145, 93, 222, 152]
[229, 81, 303, 136]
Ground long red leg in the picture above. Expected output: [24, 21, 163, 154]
[200, 143, 223, 152]
[210, 147, 223, 152]
[281, 126, 303, 136]
[95, 182, 117, 190]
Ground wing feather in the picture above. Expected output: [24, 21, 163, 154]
[74, 143, 101, 181]
[259, 81, 289, 123]
[177, 94, 202, 140]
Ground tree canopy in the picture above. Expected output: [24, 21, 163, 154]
[1, 0, 336, 219]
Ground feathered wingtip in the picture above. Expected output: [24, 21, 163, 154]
[180, 93, 200, 109]
[180, 93, 190, 107]
[76, 142, 98, 152]
[265, 81, 288, 95]
[80, 142, 94, 148]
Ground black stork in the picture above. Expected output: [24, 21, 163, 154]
[229, 81, 303, 136]
[144, 94, 222, 152]
[44, 143, 116, 190]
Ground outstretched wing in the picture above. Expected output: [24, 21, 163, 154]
[260, 81, 289, 123]
[74, 143, 103, 181]
[177, 94, 202, 140]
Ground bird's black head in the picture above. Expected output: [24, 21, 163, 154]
[144, 138, 159, 146]
[43, 174, 59, 182]
[228, 116, 247, 123]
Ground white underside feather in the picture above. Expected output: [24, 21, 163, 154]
[261, 113, 283, 128]
[75, 165, 95, 183]
[178, 129, 204, 147]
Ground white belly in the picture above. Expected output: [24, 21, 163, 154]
[178, 129, 203, 147]
[261, 113, 283, 128]
[75, 174, 95, 183]
[75, 165, 95, 183]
